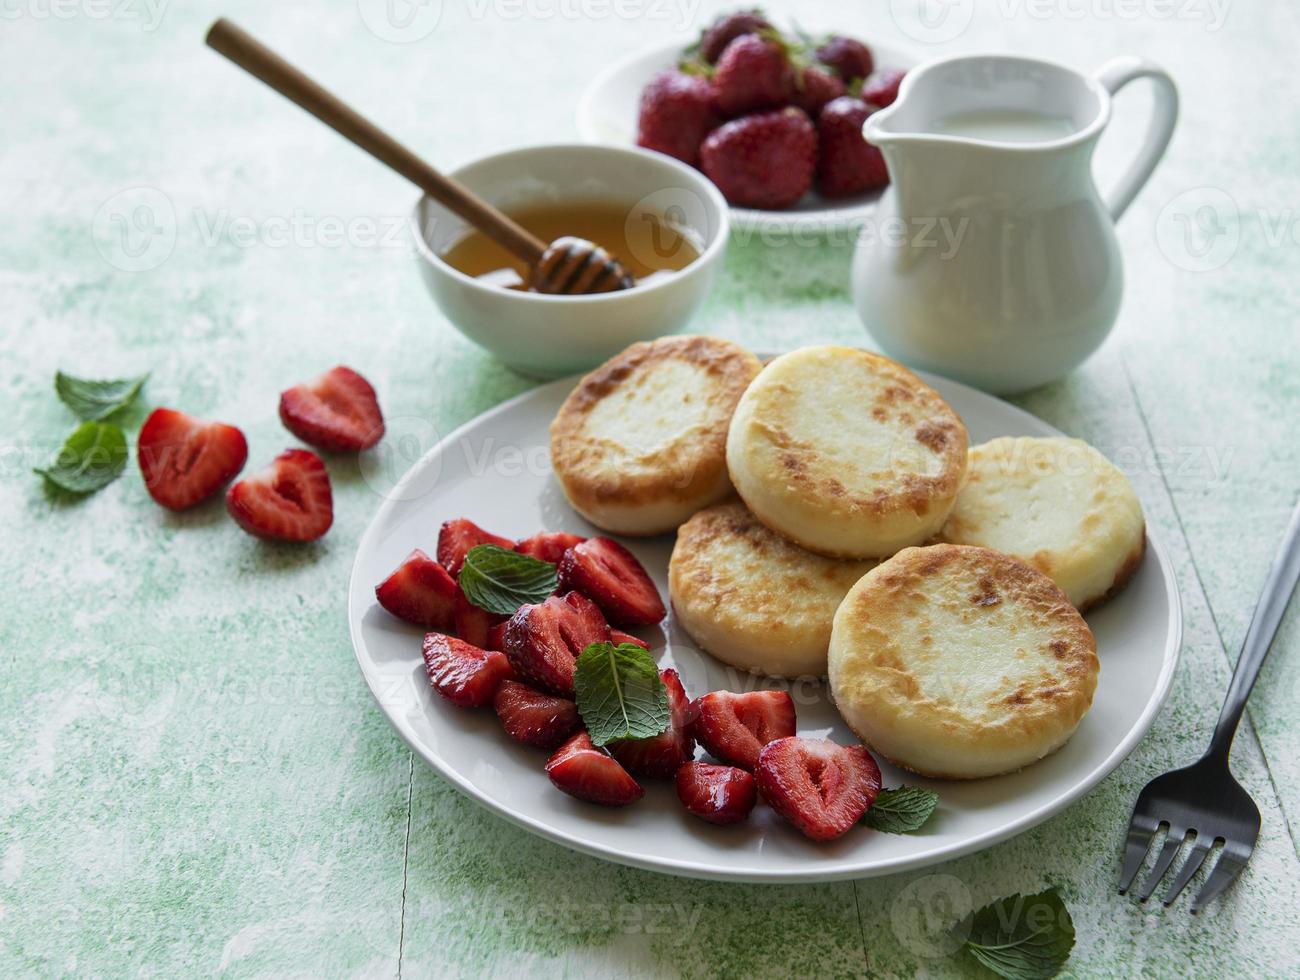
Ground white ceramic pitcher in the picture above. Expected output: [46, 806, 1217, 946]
[851, 54, 1177, 394]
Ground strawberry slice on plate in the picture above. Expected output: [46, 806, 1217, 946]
[137, 407, 248, 511]
[609, 629, 649, 651]
[453, 587, 506, 648]
[421, 633, 513, 708]
[756, 737, 882, 841]
[494, 680, 580, 749]
[504, 592, 610, 696]
[515, 531, 586, 564]
[437, 518, 514, 577]
[676, 762, 757, 825]
[558, 537, 666, 626]
[687, 690, 796, 771]
[545, 731, 645, 806]
[226, 449, 333, 541]
[375, 549, 456, 630]
[610, 668, 695, 779]
[279, 365, 384, 453]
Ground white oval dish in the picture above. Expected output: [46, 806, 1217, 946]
[348, 368, 1181, 882]
[575, 40, 920, 234]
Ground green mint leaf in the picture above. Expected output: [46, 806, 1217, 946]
[574, 641, 669, 747]
[458, 544, 558, 615]
[861, 785, 939, 834]
[963, 888, 1075, 980]
[54, 371, 148, 421]
[34, 421, 128, 494]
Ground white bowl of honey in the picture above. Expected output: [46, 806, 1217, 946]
[411, 143, 729, 378]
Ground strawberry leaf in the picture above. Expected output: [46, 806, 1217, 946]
[573, 641, 669, 746]
[458, 544, 557, 615]
[54, 371, 148, 421]
[963, 888, 1075, 979]
[34, 421, 128, 494]
[861, 785, 938, 834]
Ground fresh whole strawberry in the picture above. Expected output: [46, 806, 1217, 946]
[453, 586, 506, 648]
[815, 36, 874, 83]
[610, 668, 695, 779]
[494, 680, 580, 749]
[699, 9, 772, 64]
[861, 68, 906, 108]
[375, 549, 457, 630]
[609, 629, 649, 651]
[676, 762, 757, 824]
[636, 69, 722, 167]
[793, 63, 846, 118]
[278, 365, 384, 453]
[514, 531, 586, 565]
[504, 592, 610, 696]
[700, 108, 817, 210]
[225, 449, 332, 541]
[422, 633, 513, 708]
[756, 737, 882, 841]
[137, 408, 248, 511]
[437, 518, 514, 577]
[558, 537, 666, 627]
[687, 690, 796, 771]
[546, 731, 645, 806]
[816, 96, 889, 198]
[712, 34, 795, 116]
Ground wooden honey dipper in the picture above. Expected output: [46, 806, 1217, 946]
[205, 19, 635, 295]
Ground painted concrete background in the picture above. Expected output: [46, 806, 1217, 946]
[2, 0, 1298, 976]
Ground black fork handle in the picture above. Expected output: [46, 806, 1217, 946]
[1208, 495, 1300, 759]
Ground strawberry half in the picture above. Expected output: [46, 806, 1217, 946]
[515, 531, 586, 564]
[422, 633, 513, 708]
[225, 449, 333, 541]
[610, 629, 649, 651]
[137, 408, 248, 511]
[453, 586, 506, 648]
[375, 549, 457, 630]
[278, 365, 384, 453]
[756, 737, 882, 841]
[545, 731, 644, 806]
[437, 518, 514, 578]
[687, 690, 796, 771]
[503, 592, 610, 696]
[676, 762, 757, 825]
[494, 679, 580, 749]
[610, 668, 695, 779]
[558, 537, 665, 627]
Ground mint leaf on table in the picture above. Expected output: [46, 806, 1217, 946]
[573, 641, 669, 746]
[458, 544, 558, 615]
[861, 785, 939, 834]
[54, 371, 148, 421]
[34, 421, 128, 494]
[963, 888, 1075, 980]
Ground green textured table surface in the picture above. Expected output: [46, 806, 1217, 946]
[3, 1, 1299, 976]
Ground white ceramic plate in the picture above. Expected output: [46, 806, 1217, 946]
[348, 370, 1182, 882]
[575, 39, 920, 234]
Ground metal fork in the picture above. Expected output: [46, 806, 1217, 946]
[1119, 496, 1300, 911]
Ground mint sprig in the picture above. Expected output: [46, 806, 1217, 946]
[861, 785, 938, 834]
[54, 371, 148, 421]
[34, 421, 128, 494]
[963, 888, 1075, 980]
[458, 544, 557, 615]
[573, 641, 669, 747]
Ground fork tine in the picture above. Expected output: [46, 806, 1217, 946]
[1191, 842, 1250, 914]
[1137, 827, 1186, 901]
[1118, 814, 1159, 894]
[1161, 836, 1213, 906]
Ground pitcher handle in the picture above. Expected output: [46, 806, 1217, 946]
[1093, 57, 1178, 222]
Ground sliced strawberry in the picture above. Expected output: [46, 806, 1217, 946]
[421, 633, 512, 708]
[453, 586, 506, 648]
[610, 668, 695, 779]
[610, 629, 649, 651]
[486, 621, 508, 652]
[558, 537, 665, 627]
[494, 680, 580, 749]
[687, 690, 796, 771]
[676, 762, 758, 825]
[437, 518, 514, 577]
[756, 737, 882, 841]
[515, 531, 586, 564]
[225, 449, 332, 541]
[375, 549, 456, 630]
[545, 731, 644, 806]
[504, 592, 610, 696]
[137, 408, 248, 511]
[279, 365, 384, 453]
